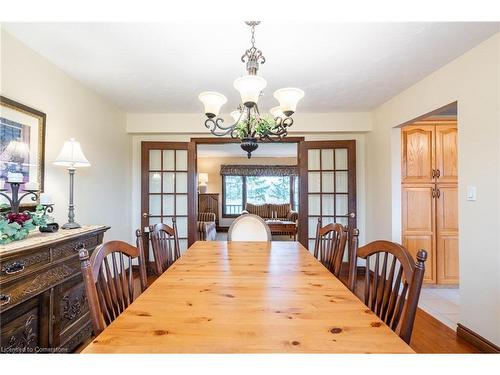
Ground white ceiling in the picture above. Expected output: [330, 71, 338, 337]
[197, 143, 297, 158]
[3, 22, 499, 112]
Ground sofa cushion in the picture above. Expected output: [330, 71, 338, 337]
[245, 203, 270, 218]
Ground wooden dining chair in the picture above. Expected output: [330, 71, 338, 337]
[79, 230, 148, 336]
[313, 218, 348, 277]
[347, 229, 427, 344]
[228, 213, 271, 241]
[149, 219, 181, 275]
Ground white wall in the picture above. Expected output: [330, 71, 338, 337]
[367, 33, 500, 345]
[1, 29, 131, 241]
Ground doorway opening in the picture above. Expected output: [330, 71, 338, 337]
[191, 137, 303, 244]
[399, 102, 459, 329]
[196, 141, 299, 241]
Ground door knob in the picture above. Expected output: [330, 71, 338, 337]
[348, 212, 356, 218]
[142, 212, 150, 218]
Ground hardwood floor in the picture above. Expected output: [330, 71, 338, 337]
[411, 309, 479, 353]
[76, 272, 480, 353]
[341, 273, 479, 353]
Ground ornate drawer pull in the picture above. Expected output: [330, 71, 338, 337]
[5, 261, 25, 275]
[74, 242, 85, 251]
[0, 293, 11, 306]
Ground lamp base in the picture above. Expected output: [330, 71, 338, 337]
[62, 222, 81, 230]
[199, 185, 207, 193]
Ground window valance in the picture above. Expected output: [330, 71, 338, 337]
[220, 164, 298, 177]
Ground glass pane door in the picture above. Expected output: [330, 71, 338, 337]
[299, 141, 356, 251]
[142, 143, 190, 254]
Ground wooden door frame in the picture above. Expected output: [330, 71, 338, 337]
[188, 137, 305, 245]
[298, 140, 357, 248]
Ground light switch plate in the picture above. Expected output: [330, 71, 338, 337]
[466, 186, 477, 201]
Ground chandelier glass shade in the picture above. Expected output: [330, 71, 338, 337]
[198, 91, 228, 118]
[198, 21, 304, 158]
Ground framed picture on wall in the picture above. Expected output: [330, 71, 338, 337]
[0, 96, 46, 208]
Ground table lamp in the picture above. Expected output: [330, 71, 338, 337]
[53, 138, 90, 229]
[198, 173, 208, 193]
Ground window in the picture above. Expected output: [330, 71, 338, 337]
[223, 175, 243, 216]
[222, 175, 299, 217]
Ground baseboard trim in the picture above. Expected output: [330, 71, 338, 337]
[456, 323, 500, 353]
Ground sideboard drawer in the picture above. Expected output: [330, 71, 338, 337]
[0, 248, 51, 283]
[51, 234, 100, 261]
[0, 259, 81, 312]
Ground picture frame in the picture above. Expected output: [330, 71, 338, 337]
[0, 96, 46, 209]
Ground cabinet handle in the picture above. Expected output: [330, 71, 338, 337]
[436, 188, 441, 198]
[431, 188, 435, 198]
[0, 293, 11, 306]
[432, 169, 436, 178]
[5, 261, 25, 275]
[436, 169, 441, 178]
[74, 242, 84, 251]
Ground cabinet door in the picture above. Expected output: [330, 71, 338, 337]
[0, 293, 49, 353]
[52, 274, 92, 351]
[436, 185, 459, 284]
[435, 124, 458, 183]
[402, 125, 435, 183]
[402, 184, 436, 283]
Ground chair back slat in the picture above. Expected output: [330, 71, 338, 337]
[347, 230, 427, 344]
[380, 256, 397, 320]
[313, 218, 347, 277]
[79, 232, 148, 336]
[149, 220, 181, 275]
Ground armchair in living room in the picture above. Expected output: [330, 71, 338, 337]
[197, 212, 217, 241]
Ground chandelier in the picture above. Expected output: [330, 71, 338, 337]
[198, 21, 304, 158]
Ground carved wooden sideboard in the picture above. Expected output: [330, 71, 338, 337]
[0, 225, 109, 353]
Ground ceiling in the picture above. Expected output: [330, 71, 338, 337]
[197, 143, 297, 158]
[3, 22, 499, 112]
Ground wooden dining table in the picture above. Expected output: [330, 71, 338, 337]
[82, 241, 414, 353]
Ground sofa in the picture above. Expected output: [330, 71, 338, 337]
[241, 203, 298, 222]
[197, 212, 217, 241]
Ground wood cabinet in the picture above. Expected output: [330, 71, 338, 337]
[435, 125, 458, 183]
[0, 225, 108, 353]
[402, 125, 435, 183]
[401, 121, 458, 284]
[435, 185, 459, 283]
[402, 184, 436, 283]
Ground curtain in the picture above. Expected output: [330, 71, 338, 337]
[220, 164, 298, 176]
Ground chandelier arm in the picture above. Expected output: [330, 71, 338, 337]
[204, 117, 238, 131]
[204, 118, 237, 137]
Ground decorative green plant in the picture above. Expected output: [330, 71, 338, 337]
[0, 204, 52, 244]
[234, 115, 278, 139]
